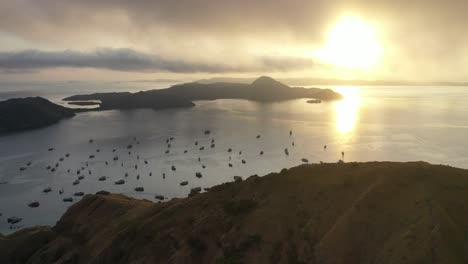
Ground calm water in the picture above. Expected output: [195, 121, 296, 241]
[1, 84, 468, 234]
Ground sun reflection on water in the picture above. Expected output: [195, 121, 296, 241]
[334, 86, 361, 133]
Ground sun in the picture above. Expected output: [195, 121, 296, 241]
[315, 17, 382, 69]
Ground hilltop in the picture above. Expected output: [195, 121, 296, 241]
[1, 161, 468, 263]
[63, 76, 343, 109]
[0, 97, 75, 133]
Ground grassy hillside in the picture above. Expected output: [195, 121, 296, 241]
[1, 161, 468, 263]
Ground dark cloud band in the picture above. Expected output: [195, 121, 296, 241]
[0, 48, 318, 73]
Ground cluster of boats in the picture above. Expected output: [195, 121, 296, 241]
[5, 129, 334, 229]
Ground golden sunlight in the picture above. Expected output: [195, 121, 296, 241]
[334, 86, 361, 133]
[316, 17, 382, 69]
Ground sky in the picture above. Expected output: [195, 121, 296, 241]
[1, 0, 468, 82]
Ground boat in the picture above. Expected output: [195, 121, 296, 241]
[199, 146, 205, 150]
[134, 187, 144, 192]
[78, 176, 84, 180]
[228, 148, 232, 152]
[196, 172, 202, 178]
[228, 163, 233, 167]
[59, 158, 64, 161]
[98, 176, 106, 181]
[115, 180, 125, 185]
[256, 135, 261, 139]
[260, 151, 264, 155]
[7, 217, 22, 224]
[154, 195, 165, 200]
[189, 187, 202, 196]
[73, 180, 80, 185]
[301, 158, 309, 163]
[28, 201, 40, 208]
[211, 144, 215, 148]
[63, 197, 73, 202]
[204, 130, 211, 135]
[165, 150, 170, 154]
[180, 181, 188, 186]
[43, 187, 52, 193]
[65, 153, 70, 157]
[127, 144, 133, 149]
[113, 156, 119, 161]
[19, 167, 26, 171]
[26, 162, 32, 166]
[48, 148, 54, 151]
[171, 165, 176, 171]
[89, 155, 95, 159]
[89, 139, 94, 143]
[74, 192, 85, 196]
[242, 159, 246, 164]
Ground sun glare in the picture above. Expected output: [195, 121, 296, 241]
[316, 17, 382, 69]
[334, 86, 361, 134]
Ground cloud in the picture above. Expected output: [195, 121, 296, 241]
[1, 0, 468, 80]
[0, 48, 320, 74]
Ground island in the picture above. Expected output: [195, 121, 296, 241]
[63, 76, 343, 110]
[0, 97, 75, 134]
[1, 161, 467, 263]
[0, 77, 342, 135]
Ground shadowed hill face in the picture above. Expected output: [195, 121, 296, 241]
[2, 161, 468, 263]
[250, 76, 290, 90]
[0, 97, 75, 133]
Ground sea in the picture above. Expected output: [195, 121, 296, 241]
[1, 80, 467, 234]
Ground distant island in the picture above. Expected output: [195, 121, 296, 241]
[0, 97, 75, 134]
[1, 161, 467, 263]
[0, 77, 342, 135]
[63, 76, 343, 110]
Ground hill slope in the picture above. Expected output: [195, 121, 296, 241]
[0, 97, 75, 133]
[2, 161, 468, 263]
